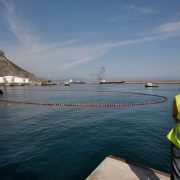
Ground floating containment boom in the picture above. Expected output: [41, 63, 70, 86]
[0, 90, 167, 107]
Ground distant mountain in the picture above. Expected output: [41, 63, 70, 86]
[0, 51, 37, 80]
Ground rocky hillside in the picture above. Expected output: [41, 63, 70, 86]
[0, 51, 37, 81]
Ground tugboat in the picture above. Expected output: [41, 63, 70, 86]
[64, 81, 70, 86]
[0, 89, 3, 94]
[64, 79, 73, 86]
[145, 83, 158, 87]
[99, 79, 106, 84]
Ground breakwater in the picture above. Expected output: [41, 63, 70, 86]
[125, 80, 180, 84]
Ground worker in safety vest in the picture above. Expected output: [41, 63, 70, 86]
[167, 94, 180, 180]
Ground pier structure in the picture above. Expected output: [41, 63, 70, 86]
[86, 156, 170, 180]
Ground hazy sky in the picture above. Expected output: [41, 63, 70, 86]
[0, 0, 180, 80]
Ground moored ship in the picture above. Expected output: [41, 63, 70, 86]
[72, 81, 86, 84]
[99, 79, 125, 84]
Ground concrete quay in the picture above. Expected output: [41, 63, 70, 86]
[86, 155, 170, 180]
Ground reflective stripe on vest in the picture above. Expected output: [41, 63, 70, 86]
[175, 95, 180, 120]
[167, 123, 180, 147]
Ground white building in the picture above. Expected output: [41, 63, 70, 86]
[2, 76, 30, 85]
[24, 78, 30, 84]
[0, 77, 5, 83]
[14, 76, 25, 83]
[4, 76, 14, 83]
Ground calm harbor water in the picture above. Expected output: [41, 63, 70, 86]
[0, 84, 179, 180]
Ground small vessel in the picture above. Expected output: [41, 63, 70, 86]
[145, 83, 158, 87]
[64, 81, 70, 86]
[99, 79, 106, 84]
[0, 89, 3, 94]
[64, 79, 73, 86]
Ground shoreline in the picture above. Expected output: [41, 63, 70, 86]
[1, 80, 180, 86]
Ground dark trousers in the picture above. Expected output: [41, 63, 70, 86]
[171, 143, 180, 180]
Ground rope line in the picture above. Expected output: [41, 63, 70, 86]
[0, 90, 167, 107]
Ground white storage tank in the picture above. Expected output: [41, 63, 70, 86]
[4, 76, 14, 83]
[24, 78, 30, 84]
[14, 76, 25, 84]
[0, 77, 5, 83]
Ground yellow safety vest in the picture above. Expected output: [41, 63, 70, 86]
[176, 95, 180, 120]
[167, 95, 180, 147]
